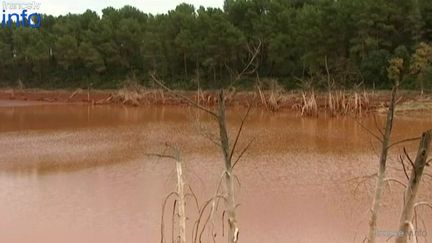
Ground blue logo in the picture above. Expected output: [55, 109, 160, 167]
[2, 1, 41, 28]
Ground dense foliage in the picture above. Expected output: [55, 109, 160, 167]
[0, 0, 431, 90]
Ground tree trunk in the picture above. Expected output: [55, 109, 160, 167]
[196, 59, 201, 104]
[324, 56, 334, 114]
[175, 153, 186, 243]
[420, 79, 424, 96]
[368, 86, 398, 243]
[395, 130, 432, 243]
[217, 90, 239, 243]
[184, 53, 188, 79]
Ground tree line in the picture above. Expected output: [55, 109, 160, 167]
[0, 0, 431, 90]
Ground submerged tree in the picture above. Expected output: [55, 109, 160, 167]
[395, 130, 432, 243]
[367, 58, 403, 243]
[147, 146, 187, 243]
[150, 74, 252, 242]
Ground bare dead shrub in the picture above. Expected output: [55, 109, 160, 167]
[112, 79, 147, 106]
[300, 90, 318, 117]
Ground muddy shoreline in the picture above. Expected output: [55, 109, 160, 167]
[0, 88, 431, 113]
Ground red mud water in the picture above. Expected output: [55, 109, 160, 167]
[0, 101, 431, 243]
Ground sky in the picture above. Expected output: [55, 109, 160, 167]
[34, 0, 224, 16]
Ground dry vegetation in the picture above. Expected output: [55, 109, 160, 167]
[1, 85, 431, 118]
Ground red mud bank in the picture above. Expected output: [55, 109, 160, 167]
[0, 88, 429, 112]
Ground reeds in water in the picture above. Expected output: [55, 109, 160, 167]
[327, 90, 370, 116]
[297, 89, 371, 117]
[300, 90, 318, 117]
[256, 79, 283, 112]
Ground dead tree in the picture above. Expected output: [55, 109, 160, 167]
[367, 85, 398, 243]
[217, 90, 239, 243]
[396, 130, 432, 243]
[150, 42, 260, 243]
[175, 151, 187, 243]
[367, 58, 404, 243]
[150, 73, 254, 243]
[147, 146, 187, 243]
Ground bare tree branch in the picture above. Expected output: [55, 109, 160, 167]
[414, 202, 432, 211]
[398, 155, 410, 181]
[237, 40, 262, 79]
[373, 115, 384, 137]
[233, 174, 242, 189]
[193, 119, 222, 147]
[388, 137, 421, 150]
[227, 39, 262, 88]
[403, 147, 416, 174]
[161, 192, 179, 243]
[187, 185, 200, 212]
[232, 137, 255, 170]
[193, 195, 227, 243]
[229, 104, 252, 163]
[384, 178, 408, 188]
[353, 118, 383, 142]
[150, 72, 218, 117]
[172, 200, 177, 243]
[396, 130, 432, 243]
[146, 153, 177, 160]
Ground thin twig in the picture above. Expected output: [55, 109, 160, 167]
[346, 173, 378, 183]
[387, 137, 421, 150]
[384, 178, 407, 188]
[233, 174, 242, 189]
[222, 210, 226, 237]
[232, 137, 255, 169]
[188, 185, 200, 212]
[194, 195, 227, 243]
[403, 147, 417, 181]
[172, 200, 177, 243]
[161, 192, 179, 243]
[192, 113, 222, 147]
[403, 147, 415, 168]
[368, 138, 380, 159]
[229, 104, 252, 163]
[414, 202, 432, 211]
[235, 40, 262, 81]
[150, 72, 218, 117]
[399, 155, 410, 181]
[146, 153, 177, 160]
[193, 171, 226, 243]
[349, 173, 377, 197]
[373, 114, 384, 137]
[353, 118, 383, 142]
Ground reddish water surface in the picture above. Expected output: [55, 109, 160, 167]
[0, 101, 431, 243]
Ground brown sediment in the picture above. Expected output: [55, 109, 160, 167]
[0, 88, 111, 104]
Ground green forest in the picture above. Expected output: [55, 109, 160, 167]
[0, 0, 431, 90]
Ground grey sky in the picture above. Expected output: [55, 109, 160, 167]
[37, 0, 224, 16]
